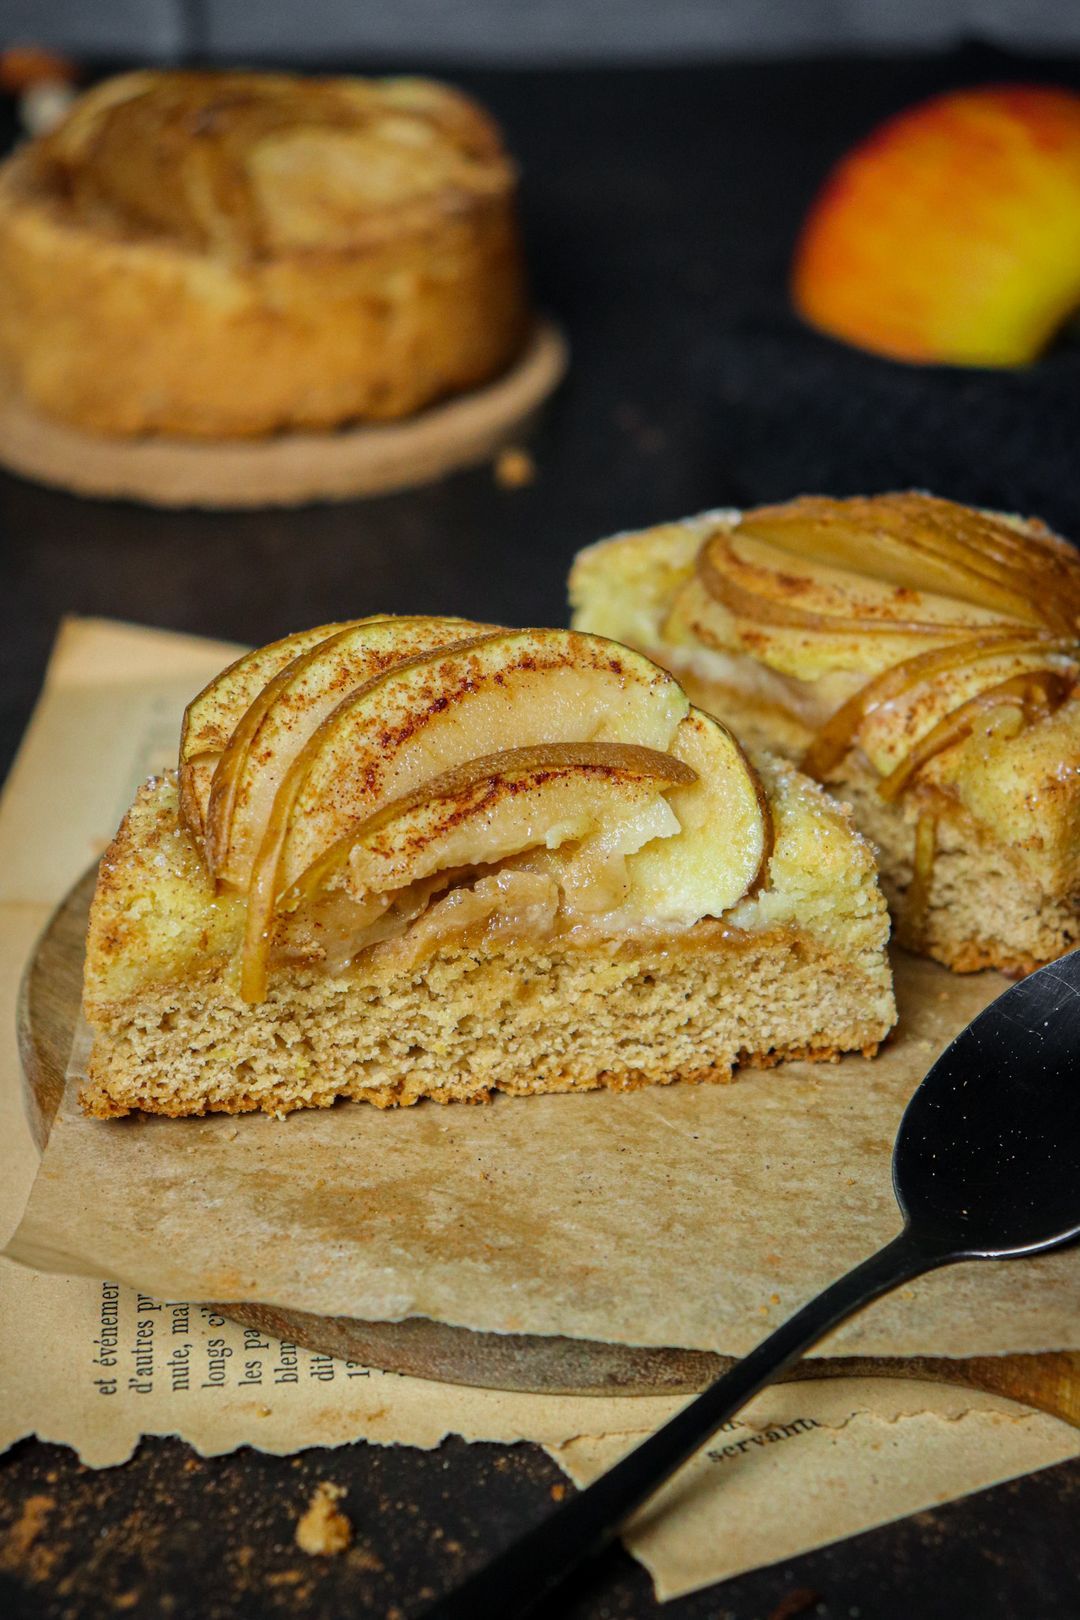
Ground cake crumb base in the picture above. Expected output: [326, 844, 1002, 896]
[295, 1483, 352, 1557]
[82, 927, 894, 1120]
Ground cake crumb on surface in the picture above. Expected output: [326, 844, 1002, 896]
[494, 446, 536, 487]
[0, 1493, 54, 1573]
[295, 1482, 352, 1556]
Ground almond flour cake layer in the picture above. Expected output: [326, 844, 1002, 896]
[83, 914, 890, 1118]
[81, 618, 894, 1119]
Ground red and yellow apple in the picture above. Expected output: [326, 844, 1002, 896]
[792, 86, 1080, 366]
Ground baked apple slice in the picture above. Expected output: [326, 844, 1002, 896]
[692, 536, 1026, 685]
[240, 631, 689, 998]
[271, 630, 688, 888]
[623, 710, 771, 921]
[733, 495, 1053, 623]
[179, 619, 368, 837]
[282, 741, 695, 911]
[853, 641, 1076, 779]
[705, 529, 1021, 637]
[205, 614, 494, 888]
[682, 495, 1072, 685]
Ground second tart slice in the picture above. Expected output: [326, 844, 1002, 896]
[570, 492, 1080, 974]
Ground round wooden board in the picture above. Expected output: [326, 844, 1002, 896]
[0, 320, 567, 509]
[18, 868, 1080, 1418]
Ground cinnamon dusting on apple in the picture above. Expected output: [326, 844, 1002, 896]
[177, 617, 772, 1003]
[687, 494, 1080, 826]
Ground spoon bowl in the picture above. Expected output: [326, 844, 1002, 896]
[895, 948, 1080, 1259]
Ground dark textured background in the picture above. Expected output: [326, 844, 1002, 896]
[2, 45, 1078, 1619]
[12, 0, 1080, 65]
[4, 45, 1080, 785]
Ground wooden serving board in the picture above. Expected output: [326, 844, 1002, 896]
[0, 320, 567, 509]
[18, 869, 1080, 1421]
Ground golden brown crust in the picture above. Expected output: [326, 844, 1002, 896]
[80, 1042, 882, 1120]
[0, 71, 529, 436]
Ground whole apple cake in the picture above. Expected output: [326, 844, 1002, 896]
[81, 617, 895, 1118]
[570, 492, 1080, 974]
[0, 70, 528, 437]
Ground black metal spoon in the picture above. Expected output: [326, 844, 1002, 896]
[426, 949, 1080, 1619]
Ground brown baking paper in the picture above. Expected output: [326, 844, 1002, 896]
[0, 619, 1076, 1605]
[8, 962, 1079, 1359]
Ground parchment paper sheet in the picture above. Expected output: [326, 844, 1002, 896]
[1, 619, 1076, 1603]
[548, 1388, 1080, 1602]
[9, 931, 1078, 1361]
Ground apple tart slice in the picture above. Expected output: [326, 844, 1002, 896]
[81, 616, 895, 1118]
[570, 492, 1080, 974]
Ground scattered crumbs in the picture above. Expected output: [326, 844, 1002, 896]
[113, 1592, 140, 1611]
[767, 1589, 820, 1620]
[549, 1483, 567, 1503]
[613, 402, 666, 453]
[494, 446, 536, 488]
[770, 1292, 781, 1305]
[267, 1568, 305, 1586]
[758, 1304, 770, 1316]
[0, 1493, 54, 1574]
[350, 1546, 385, 1573]
[295, 1483, 353, 1556]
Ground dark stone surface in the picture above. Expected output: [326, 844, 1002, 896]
[5, 44, 1080, 783]
[1, 46, 1078, 1618]
[1, 1435, 1078, 1619]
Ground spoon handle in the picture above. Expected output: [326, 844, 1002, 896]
[428, 1226, 941, 1619]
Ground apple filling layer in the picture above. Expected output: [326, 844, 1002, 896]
[167, 619, 778, 1001]
[275, 779, 684, 976]
[253, 712, 775, 985]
